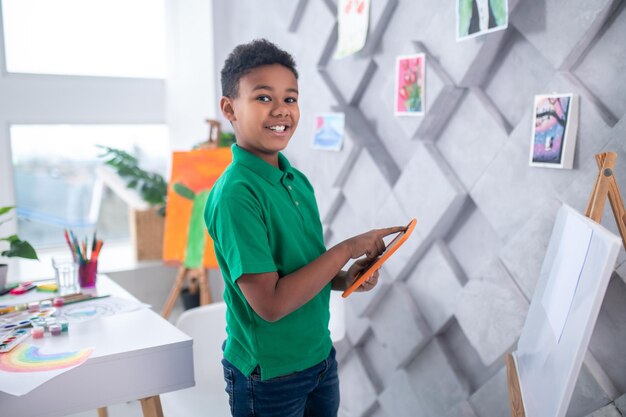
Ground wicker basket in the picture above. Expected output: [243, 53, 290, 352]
[129, 207, 165, 261]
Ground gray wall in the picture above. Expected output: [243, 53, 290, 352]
[212, 1, 626, 416]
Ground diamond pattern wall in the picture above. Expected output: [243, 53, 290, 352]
[212, 0, 626, 415]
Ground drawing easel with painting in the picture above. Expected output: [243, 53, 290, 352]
[161, 127, 232, 319]
[506, 152, 626, 417]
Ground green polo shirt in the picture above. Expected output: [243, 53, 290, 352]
[204, 144, 332, 381]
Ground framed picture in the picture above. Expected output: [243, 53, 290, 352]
[312, 113, 345, 151]
[395, 54, 425, 116]
[457, 0, 508, 41]
[529, 94, 578, 169]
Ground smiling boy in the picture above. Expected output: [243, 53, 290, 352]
[205, 39, 404, 417]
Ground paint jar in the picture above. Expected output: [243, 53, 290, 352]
[49, 324, 62, 336]
[78, 260, 98, 288]
[51, 257, 80, 296]
[31, 326, 44, 339]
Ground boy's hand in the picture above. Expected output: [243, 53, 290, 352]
[346, 258, 380, 292]
[344, 226, 406, 260]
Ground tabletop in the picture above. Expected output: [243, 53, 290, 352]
[0, 275, 194, 417]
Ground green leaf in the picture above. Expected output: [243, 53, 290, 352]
[173, 183, 196, 200]
[1, 238, 38, 260]
[0, 206, 15, 216]
[96, 144, 168, 208]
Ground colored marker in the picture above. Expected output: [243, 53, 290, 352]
[10, 283, 37, 295]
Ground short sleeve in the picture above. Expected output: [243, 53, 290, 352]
[211, 191, 277, 282]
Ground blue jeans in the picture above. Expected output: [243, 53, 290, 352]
[221, 348, 339, 417]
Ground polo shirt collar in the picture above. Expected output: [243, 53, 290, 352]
[232, 144, 294, 185]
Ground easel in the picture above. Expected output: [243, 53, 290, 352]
[506, 151, 626, 417]
[196, 119, 221, 149]
[162, 266, 211, 319]
[161, 119, 221, 319]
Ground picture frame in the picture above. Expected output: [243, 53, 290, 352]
[529, 93, 578, 169]
[312, 113, 345, 151]
[394, 53, 426, 116]
[457, 0, 509, 41]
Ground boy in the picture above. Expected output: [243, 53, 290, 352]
[205, 39, 404, 417]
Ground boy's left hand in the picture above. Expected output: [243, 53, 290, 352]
[347, 258, 380, 292]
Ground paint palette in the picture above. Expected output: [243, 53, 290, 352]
[0, 307, 57, 332]
[0, 328, 30, 353]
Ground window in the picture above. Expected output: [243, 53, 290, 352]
[2, 0, 166, 78]
[11, 125, 169, 248]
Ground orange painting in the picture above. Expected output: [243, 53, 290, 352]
[162, 148, 232, 268]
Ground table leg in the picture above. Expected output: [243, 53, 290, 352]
[97, 407, 108, 417]
[140, 395, 164, 417]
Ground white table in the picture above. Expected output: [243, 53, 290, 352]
[0, 275, 194, 417]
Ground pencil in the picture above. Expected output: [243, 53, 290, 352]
[63, 294, 111, 305]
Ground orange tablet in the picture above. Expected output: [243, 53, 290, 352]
[342, 218, 417, 298]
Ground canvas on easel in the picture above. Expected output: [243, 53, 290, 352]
[506, 152, 626, 417]
[161, 147, 232, 318]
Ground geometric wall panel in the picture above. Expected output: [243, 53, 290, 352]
[213, 0, 626, 414]
[368, 284, 430, 367]
[405, 241, 463, 332]
[394, 143, 466, 240]
[573, 5, 626, 121]
[455, 260, 528, 365]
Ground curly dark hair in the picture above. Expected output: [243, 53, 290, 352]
[220, 39, 298, 98]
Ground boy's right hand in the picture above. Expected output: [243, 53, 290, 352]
[344, 226, 407, 260]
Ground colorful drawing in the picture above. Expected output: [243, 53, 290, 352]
[334, 0, 370, 59]
[0, 344, 93, 372]
[313, 113, 345, 151]
[59, 296, 147, 323]
[162, 148, 232, 268]
[530, 94, 578, 169]
[457, 0, 508, 41]
[395, 54, 426, 116]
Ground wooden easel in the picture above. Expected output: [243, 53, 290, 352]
[196, 119, 221, 149]
[506, 151, 626, 417]
[583, 152, 626, 246]
[161, 119, 221, 319]
[162, 266, 212, 319]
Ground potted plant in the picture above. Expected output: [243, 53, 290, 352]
[97, 146, 168, 261]
[0, 206, 38, 290]
[97, 145, 168, 216]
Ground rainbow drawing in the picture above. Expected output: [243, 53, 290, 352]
[0, 344, 93, 372]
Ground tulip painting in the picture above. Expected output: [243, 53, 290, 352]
[395, 54, 425, 116]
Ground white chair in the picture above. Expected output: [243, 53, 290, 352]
[160, 302, 230, 417]
[160, 294, 345, 416]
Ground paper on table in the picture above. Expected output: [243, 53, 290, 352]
[0, 344, 94, 396]
[0, 297, 146, 396]
[58, 296, 149, 323]
[541, 215, 593, 343]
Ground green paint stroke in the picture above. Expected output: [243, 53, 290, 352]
[489, 0, 507, 27]
[184, 190, 210, 268]
[458, 0, 473, 37]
